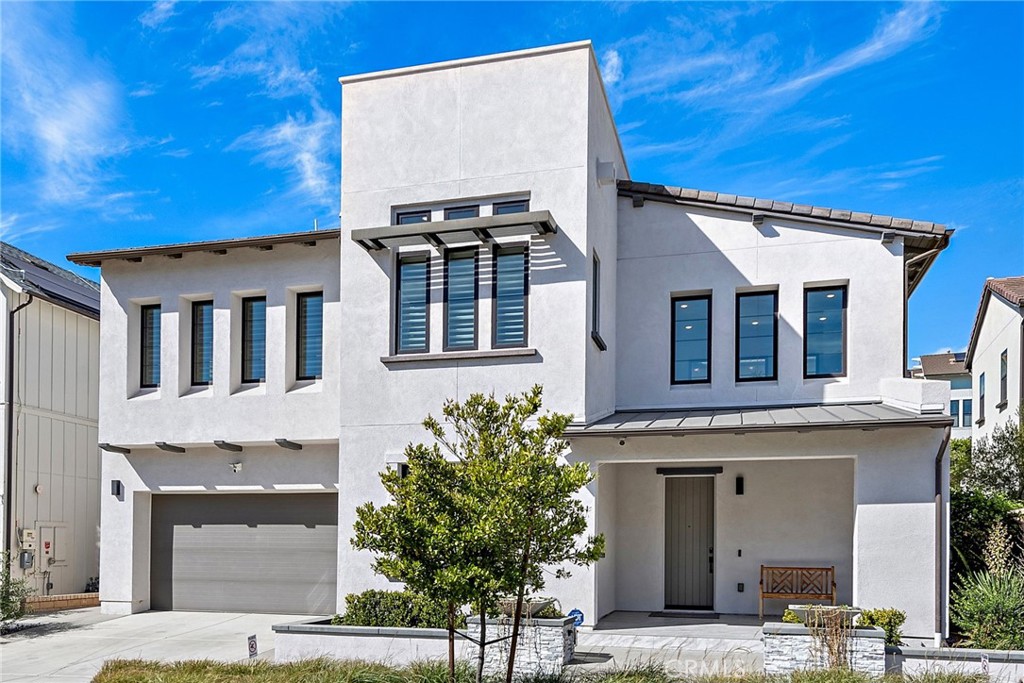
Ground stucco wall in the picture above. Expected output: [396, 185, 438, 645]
[971, 294, 1022, 443]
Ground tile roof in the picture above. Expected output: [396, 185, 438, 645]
[965, 277, 1024, 368]
[1, 242, 100, 318]
[919, 352, 968, 378]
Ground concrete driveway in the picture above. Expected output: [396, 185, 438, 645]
[0, 609, 307, 682]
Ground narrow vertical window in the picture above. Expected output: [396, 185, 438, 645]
[963, 399, 973, 427]
[492, 246, 528, 348]
[191, 300, 213, 386]
[979, 373, 986, 423]
[297, 292, 323, 380]
[444, 249, 477, 350]
[591, 253, 602, 340]
[950, 399, 960, 428]
[736, 291, 778, 381]
[672, 295, 711, 384]
[397, 256, 429, 353]
[242, 296, 266, 383]
[804, 286, 847, 378]
[140, 304, 161, 388]
[999, 349, 1008, 408]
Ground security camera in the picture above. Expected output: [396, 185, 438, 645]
[229, 462, 243, 473]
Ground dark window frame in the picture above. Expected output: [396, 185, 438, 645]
[963, 398, 973, 427]
[671, 293, 712, 386]
[395, 210, 431, 225]
[491, 243, 529, 349]
[978, 373, 986, 424]
[591, 251, 607, 351]
[999, 349, 1008, 409]
[241, 295, 267, 384]
[443, 205, 480, 221]
[395, 254, 431, 354]
[803, 285, 848, 379]
[493, 199, 530, 215]
[296, 291, 324, 381]
[443, 247, 479, 352]
[735, 290, 779, 383]
[140, 304, 161, 389]
[191, 299, 214, 387]
[951, 399, 960, 428]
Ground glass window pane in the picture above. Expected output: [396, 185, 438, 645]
[398, 258, 429, 352]
[963, 399, 973, 425]
[1000, 350, 1008, 403]
[141, 305, 161, 387]
[979, 374, 986, 420]
[445, 206, 479, 220]
[191, 300, 213, 386]
[493, 200, 529, 215]
[673, 297, 710, 383]
[297, 292, 324, 379]
[494, 248, 526, 347]
[397, 211, 430, 225]
[445, 251, 477, 349]
[805, 287, 846, 377]
[737, 292, 776, 380]
[592, 254, 601, 335]
[242, 297, 266, 383]
[951, 399, 960, 428]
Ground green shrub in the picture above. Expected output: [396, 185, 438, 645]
[950, 489, 1023, 585]
[950, 568, 1024, 650]
[532, 602, 565, 619]
[950, 438, 972, 491]
[339, 590, 464, 629]
[782, 609, 802, 624]
[1, 552, 33, 627]
[858, 607, 906, 645]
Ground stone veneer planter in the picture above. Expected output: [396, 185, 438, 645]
[467, 616, 576, 678]
[887, 645, 1024, 682]
[763, 622, 886, 677]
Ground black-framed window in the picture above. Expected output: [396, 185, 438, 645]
[951, 399, 960, 428]
[963, 399, 973, 427]
[493, 200, 529, 215]
[444, 249, 478, 350]
[191, 300, 213, 386]
[296, 292, 323, 380]
[444, 205, 479, 221]
[397, 255, 429, 353]
[396, 210, 430, 225]
[804, 286, 847, 378]
[242, 296, 266, 383]
[999, 349, 1008, 408]
[978, 373, 986, 423]
[493, 246, 528, 348]
[736, 291, 777, 381]
[591, 252, 602, 341]
[140, 304, 161, 388]
[672, 295, 711, 384]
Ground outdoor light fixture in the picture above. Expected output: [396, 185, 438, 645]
[736, 476, 745, 495]
[229, 462, 243, 473]
[111, 480, 123, 497]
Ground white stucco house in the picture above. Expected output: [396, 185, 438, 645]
[2, 242, 101, 597]
[965, 277, 1023, 444]
[68, 41, 955, 640]
[914, 353, 972, 440]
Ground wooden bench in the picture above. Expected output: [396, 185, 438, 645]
[759, 565, 836, 619]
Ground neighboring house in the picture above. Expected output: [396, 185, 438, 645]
[67, 41, 954, 640]
[1, 242, 101, 596]
[914, 353, 972, 440]
[965, 277, 1024, 444]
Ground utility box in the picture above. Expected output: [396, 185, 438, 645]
[19, 528, 37, 551]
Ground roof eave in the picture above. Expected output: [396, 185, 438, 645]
[565, 415, 953, 439]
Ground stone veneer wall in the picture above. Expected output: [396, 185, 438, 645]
[466, 617, 576, 678]
[763, 623, 886, 677]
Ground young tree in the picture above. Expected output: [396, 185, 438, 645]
[950, 438, 972, 492]
[964, 407, 1024, 500]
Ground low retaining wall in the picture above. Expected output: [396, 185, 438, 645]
[887, 645, 1024, 682]
[763, 623, 885, 677]
[24, 593, 100, 613]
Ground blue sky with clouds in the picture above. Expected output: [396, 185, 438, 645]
[2, 1, 1021, 362]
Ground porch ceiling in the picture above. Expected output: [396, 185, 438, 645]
[566, 401, 952, 438]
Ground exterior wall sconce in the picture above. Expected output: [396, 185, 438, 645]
[111, 480, 123, 497]
[736, 476, 745, 495]
[229, 462, 243, 473]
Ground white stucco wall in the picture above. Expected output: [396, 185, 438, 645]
[970, 293, 1022, 443]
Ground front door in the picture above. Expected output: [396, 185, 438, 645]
[665, 476, 714, 610]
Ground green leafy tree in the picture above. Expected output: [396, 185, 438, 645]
[963, 407, 1024, 500]
[1, 552, 33, 627]
[950, 438, 972, 491]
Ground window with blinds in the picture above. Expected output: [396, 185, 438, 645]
[242, 296, 266, 383]
[444, 249, 478, 350]
[191, 300, 214, 386]
[492, 246, 528, 348]
[140, 304, 161, 388]
[397, 255, 429, 353]
[297, 292, 323, 380]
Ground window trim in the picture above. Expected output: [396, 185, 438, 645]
[140, 303, 161, 389]
[493, 199, 530, 215]
[735, 290, 779, 383]
[803, 285, 848, 379]
[190, 299, 214, 387]
[241, 295, 267, 384]
[296, 291, 324, 380]
[443, 248, 479, 352]
[978, 373, 986, 425]
[491, 243, 529, 349]
[591, 251, 607, 351]
[671, 293, 712, 386]
[951, 399, 960, 429]
[395, 210, 431, 226]
[395, 254, 431, 355]
[963, 398, 973, 427]
[998, 349, 1008, 410]
[443, 205, 480, 221]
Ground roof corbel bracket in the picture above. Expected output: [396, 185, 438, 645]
[214, 440, 243, 452]
[125, 257, 143, 263]
[751, 214, 766, 227]
[155, 442, 186, 453]
[881, 232, 896, 245]
[632, 195, 645, 208]
[206, 249, 228, 255]
[99, 443, 131, 454]
[166, 253, 183, 260]
[275, 438, 302, 451]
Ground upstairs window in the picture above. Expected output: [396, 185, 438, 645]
[493, 200, 529, 215]
[999, 349, 1008, 409]
[297, 292, 324, 380]
[591, 252, 606, 350]
[672, 295, 711, 384]
[736, 292, 778, 381]
[191, 300, 214, 386]
[397, 255, 430, 353]
[444, 249, 478, 350]
[396, 210, 430, 225]
[804, 286, 847, 378]
[951, 399, 960, 428]
[493, 246, 528, 348]
[963, 399, 973, 427]
[140, 304, 161, 388]
[979, 373, 986, 424]
[242, 296, 266, 383]
[444, 206, 479, 221]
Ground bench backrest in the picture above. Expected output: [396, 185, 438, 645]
[760, 565, 835, 596]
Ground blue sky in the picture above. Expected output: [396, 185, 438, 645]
[2, 1, 1021, 362]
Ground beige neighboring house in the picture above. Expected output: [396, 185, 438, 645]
[965, 276, 1024, 444]
[914, 353, 972, 440]
[1, 242, 101, 596]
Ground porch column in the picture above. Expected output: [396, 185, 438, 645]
[100, 449, 151, 614]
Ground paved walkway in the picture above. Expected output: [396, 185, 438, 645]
[0, 609, 303, 682]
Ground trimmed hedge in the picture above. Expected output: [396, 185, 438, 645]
[858, 608, 906, 646]
[335, 590, 465, 629]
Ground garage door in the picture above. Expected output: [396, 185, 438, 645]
[151, 493, 338, 614]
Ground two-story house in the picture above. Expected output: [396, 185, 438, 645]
[68, 41, 953, 640]
[914, 353, 972, 440]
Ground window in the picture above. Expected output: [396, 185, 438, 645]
[191, 300, 213, 386]
[397, 255, 429, 353]
[241, 296, 266, 383]
[963, 399, 973, 427]
[591, 252, 606, 350]
[444, 206, 479, 221]
[672, 295, 711, 384]
[493, 200, 529, 215]
[396, 210, 430, 225]
[492, 246, 528, 348]
[296, 292, 323, 380]
[951, 399, 960, 428]
[999, 349, 1008, 409]
[736, 291, 778, 381]
[444, 249, 478, 350]
[140, 304, 161, 388]
[804, 286, 846, 378]
[978, 374, 986, 424]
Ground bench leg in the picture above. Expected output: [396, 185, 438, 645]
[759, 594, 764, 620]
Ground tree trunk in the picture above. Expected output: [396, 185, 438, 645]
[505, 527, 534, 683]
[447, 602, 456, 683]
[476, 608, 486, 683]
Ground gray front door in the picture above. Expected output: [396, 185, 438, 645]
[665, 476, 714, 609]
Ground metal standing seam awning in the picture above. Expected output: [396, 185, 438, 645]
[350, 210, 558, 251]
[565, 401, 953, 438]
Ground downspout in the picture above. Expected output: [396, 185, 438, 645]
[934, 423, 951, 647]
[903, 247, 943, 377]
[5, 293, 33, 558]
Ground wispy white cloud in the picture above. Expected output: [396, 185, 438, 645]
[139, 1, 178, 30]
[600, 49, 623, 85]
[0, 213, 60, 242]
[160, 148, 192, 159]
[130, 84, 158, 98]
